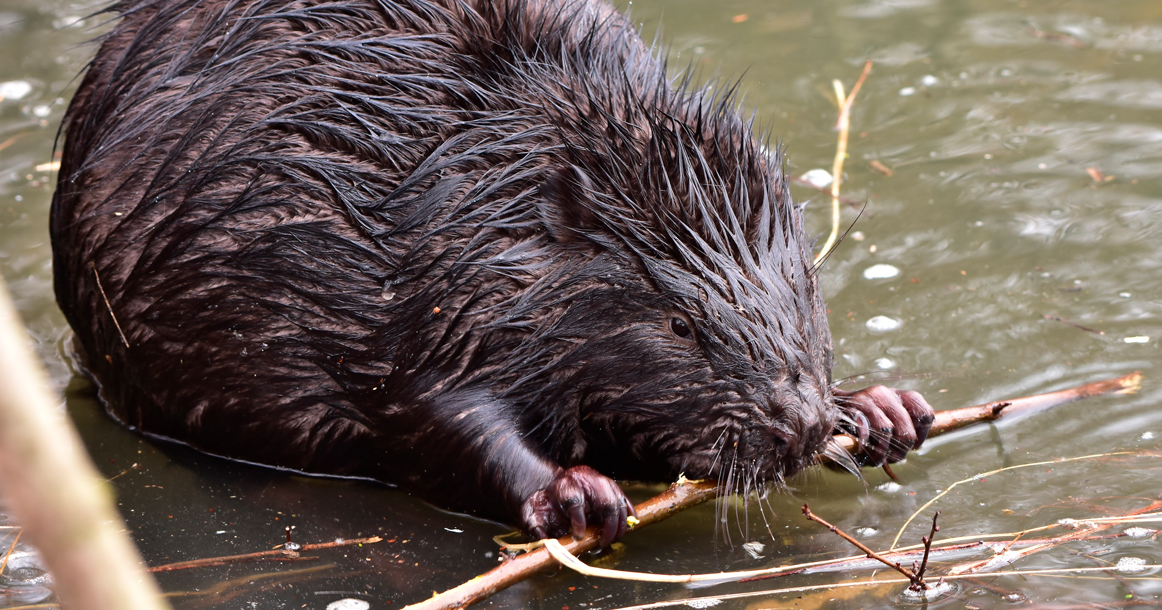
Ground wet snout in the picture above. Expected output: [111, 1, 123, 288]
[765, 381, 837, 466]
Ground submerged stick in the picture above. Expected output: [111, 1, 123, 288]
[403, 372, 1141, 610]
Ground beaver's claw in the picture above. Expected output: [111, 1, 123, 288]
[834, 386, 935, 467]
[520, 465, 635, 547]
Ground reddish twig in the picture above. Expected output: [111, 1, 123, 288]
[912, 511, 940, 589]
[803, 503, 927, 590]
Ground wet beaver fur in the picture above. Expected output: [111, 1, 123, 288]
[52, 0, 933, 543]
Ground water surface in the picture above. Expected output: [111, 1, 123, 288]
[1, 0, 1161, 607]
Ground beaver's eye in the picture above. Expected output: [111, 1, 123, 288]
[669, 317, 692, 339]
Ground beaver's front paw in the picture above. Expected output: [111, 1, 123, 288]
[834, 386, 935, 467]
[520, 465, 635, 547]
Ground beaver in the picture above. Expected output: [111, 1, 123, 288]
[51, 0, 934, 545]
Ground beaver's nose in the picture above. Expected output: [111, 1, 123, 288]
[787, 384, 836, 459]
[769, 427, 797, 459]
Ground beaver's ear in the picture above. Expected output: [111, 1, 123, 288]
[537, 165, 600, 243]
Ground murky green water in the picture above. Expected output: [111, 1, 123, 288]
[2, 0, 1161, 607]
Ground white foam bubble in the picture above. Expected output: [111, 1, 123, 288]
[866, 316, 901, 332]
[800, 168, 833, 188]
[863, 264, 900, 280]
[327, 599, 370, 610]
[0, 80, 32, 101]
[1116, 557, 1148, 573]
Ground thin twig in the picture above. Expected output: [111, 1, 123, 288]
[814, 60, 873, 264]
[912, 511, 940, 588]
[1087, 555, 1138, 598]
[743, 505, 1154, 586]
[91, 262, 129, 348]
[0, 135, 24, 154]
[520, 496, 1160, 590]
[542, 538, 775, 584]
[148, 536, 381, 573]
[150, 550, 314, 573]
[947, 499, 1162, 576]
[162, 564, 335, 605]
[891, 452, 1142, 550]
[802, 503, 925, 589]
[604, 565, 1162, 610]
[1, 528, 23, 576]
[106, 463, 139, 482]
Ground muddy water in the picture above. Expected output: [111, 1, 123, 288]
[2, 0, 1161, 607]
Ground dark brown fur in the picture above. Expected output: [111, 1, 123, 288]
[52, 0, 930, 541]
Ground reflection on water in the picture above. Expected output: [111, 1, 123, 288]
[1, 0, 1161, 607]
[0, 529, 53, 606]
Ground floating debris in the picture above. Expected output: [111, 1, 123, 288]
[869, 159, 893, 176]
[742, 541, 765, 559]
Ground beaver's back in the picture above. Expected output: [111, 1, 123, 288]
[52, 0, 662, 475]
